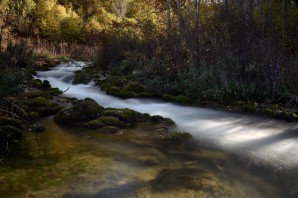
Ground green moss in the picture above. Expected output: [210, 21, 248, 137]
[73, 70, 90, 85]
[47, 88, 63, 96]
[34, 79, 43, 88]
[101, 108, 141, 123]
[24, 97, 49, 107]
[42, 80, 51, 89]
[106, 85, 120, 92]
[162, 93, 176, 102]
[175, 95, 194, 105]
[98, 116, 125, 127]
[54, 98, 104, 125]
[163, 118, 176, 126]
[126, 82, 146, 93]
[291, 113, 298, 121]
[150, 115, 164, 123]
[85, 119, 104, 129]
[99, 80, 113, 90]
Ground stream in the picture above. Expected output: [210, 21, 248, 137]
[1, 61, 298, 197]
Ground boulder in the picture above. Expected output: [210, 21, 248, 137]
[54, 98, 103, 125]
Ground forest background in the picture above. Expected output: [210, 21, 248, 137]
[0, 0, 297, 106]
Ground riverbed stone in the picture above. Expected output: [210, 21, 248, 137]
[54, 98, 103, 125]
[97, 116, 125, 127]
[101, 108, 142, 123]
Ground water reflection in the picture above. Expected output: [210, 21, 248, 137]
[0, 117, 288, 197]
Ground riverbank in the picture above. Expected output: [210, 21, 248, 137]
[0, 60, 192, 158]
[73, 65, 298, 123]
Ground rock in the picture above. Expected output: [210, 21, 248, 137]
[24, 96, 63, 116]
[101, 108, 142, 123]
[85, 119, 104, 129]
[162, 93, 176, 102]
[42, 80, 51, 89]
[73, 70, 90, 85]
[54, 98, 103, 125]
[97, 116, 125, 127]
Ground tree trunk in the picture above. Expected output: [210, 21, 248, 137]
[268, 0, 273, 35]
[194, 0, 199, 28]
[259, 0, 263, 17]
[281, 0, 285, 41]
[167, 0, 172, 33]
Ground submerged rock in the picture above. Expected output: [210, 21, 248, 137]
[54, 98, 103, 125]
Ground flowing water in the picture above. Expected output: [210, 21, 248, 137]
[1, 61, 298, 197]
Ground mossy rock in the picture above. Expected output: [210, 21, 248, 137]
[47, 88, 63, 96]
[126, 82, 146, 93]
[85, 119, 104, 129]
[98, 116, 125, 127]
[163, 118, 176, 126]
[162, 93, 176, 102]
[99, 80, 113, 90]
[54, 98, 104, 125]
[42, 80, 51, 89]
[105, 85, 120, 92]
[150, 115, 176, 125]
[24, 97, 49, 107]
[34, 79, 43, 88]
[175, 95, 194, 105]
[73, 70, 90, 85]
[151, 115, 165, 123]
[101, 108, 142, 123]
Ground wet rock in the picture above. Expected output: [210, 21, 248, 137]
[97, 116, 125, 127]
[73, 70, 90, 85]
[54, 98, 103, 125]
[24, 96, 63, 116]
[101, 108, 142, 123]
[85, 119, 104, 129]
